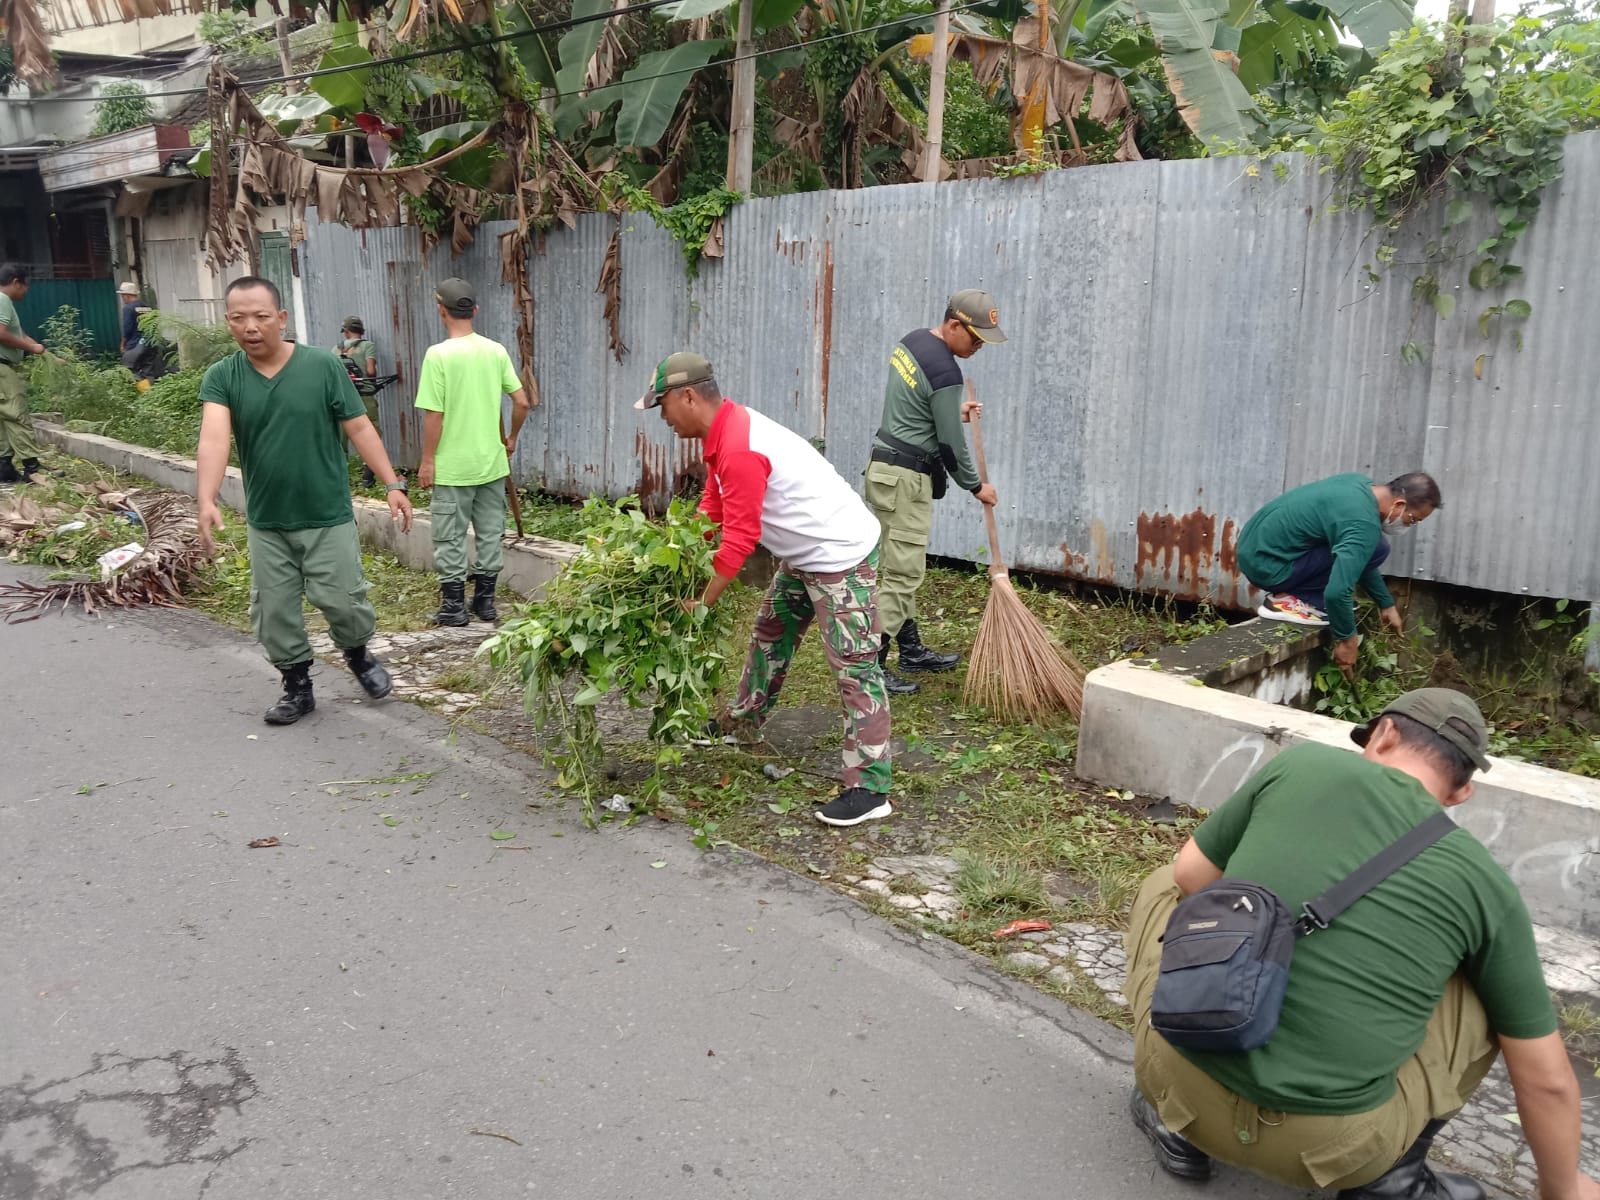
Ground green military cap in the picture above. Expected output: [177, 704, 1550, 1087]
[1351, 687, 1492, 772]
[434, 277, 476, 316]
[948, 288, 1007, 344]
[636, 351, 715, 410]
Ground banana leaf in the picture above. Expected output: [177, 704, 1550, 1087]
[608, 39, 729, 149]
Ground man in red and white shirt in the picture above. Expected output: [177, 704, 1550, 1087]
[636, 351, 893, 826]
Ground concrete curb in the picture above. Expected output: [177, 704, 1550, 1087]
[32, 420, 580, 599]
[1077, 658, 1600, 944]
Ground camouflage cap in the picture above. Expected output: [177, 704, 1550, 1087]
[635, 351, 715, 410]
[948, 288, 1007, 343]
[1351, 687, 1492, 773]
[434, 277, 476, 317]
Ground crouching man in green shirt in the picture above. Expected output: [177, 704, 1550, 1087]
[414, 277, 531, 626]
[1125, 688, 1598, 1200]
[197, 276, 414, 725]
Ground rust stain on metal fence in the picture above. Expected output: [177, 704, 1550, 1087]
[1135, 508, 1219, 599]
[818, 239, 834, 426]
[635, 430, 705, 515]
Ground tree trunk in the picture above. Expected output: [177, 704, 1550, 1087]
[276, 18, 298, 95]
[726, 0, 755, 193]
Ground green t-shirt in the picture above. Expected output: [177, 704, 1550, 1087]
[0, 292, 24, 365]
[414, 332, 520, 487]
[199, 345, 365, 531]
[340, 339, 378, 394]
[1236, 472, 1396, 639]
[1183, 742, 1554, 1115]
[874, 328, 980, 494]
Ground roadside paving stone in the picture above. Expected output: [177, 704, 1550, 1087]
[887, 894, 923, 910]
[1004, 951, 1051, 972]
[856, 878, 890, 896]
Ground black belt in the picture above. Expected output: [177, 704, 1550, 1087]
[869, 445, 933, 475]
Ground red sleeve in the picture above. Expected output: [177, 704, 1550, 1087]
[710, 449, 769, 579]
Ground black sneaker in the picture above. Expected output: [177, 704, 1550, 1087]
[1129, 1088, 1213, 1181]
[816, 787, 892, 827]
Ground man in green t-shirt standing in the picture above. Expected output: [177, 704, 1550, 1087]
[864, 289, 1002, 695]
[196, 276, 414, 725]
[0, 263, 50, 484]
[1238, 471, 1441, 680]
[414, 277, 531, 627]
[335, 316, 382, 486]
[1124, 688, 1598, 1200]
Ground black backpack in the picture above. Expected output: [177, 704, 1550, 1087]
[1150, 811, 1455, 1054]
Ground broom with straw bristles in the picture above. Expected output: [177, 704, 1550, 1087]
[961, 382, 1086, 721]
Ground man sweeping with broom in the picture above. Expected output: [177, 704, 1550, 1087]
[637, 351, 894, 827]
[864, 289, 1003, 695]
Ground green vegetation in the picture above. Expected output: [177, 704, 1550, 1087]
[478, 496, 737, 819]
[89, 82, 155, 138]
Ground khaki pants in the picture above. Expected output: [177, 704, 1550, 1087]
[431, 481, 506, 583]
[247, 522, 377, 667]
[1125, 865, 1500, 1191]
[862, 460, 933, 637]
[0, 362, 43, 461]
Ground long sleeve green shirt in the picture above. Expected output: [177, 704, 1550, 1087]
[874, 329, 981, 494]
[1236, 472, 1396, 639]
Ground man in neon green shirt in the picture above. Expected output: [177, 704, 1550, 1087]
[415, 277, 531, 625]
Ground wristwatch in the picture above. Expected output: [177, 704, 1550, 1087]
[386, 480, 408, 493]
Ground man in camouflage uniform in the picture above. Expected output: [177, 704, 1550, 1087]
[636, 351, 893, 826]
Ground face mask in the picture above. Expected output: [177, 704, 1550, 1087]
[1382, 504, 1407, 535]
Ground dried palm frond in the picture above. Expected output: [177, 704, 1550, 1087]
[1, 0, 56, 88]
[0, 491, 208, 624]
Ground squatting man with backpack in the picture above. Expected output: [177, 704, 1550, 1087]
[415, 277, 531, 627]
[1124, 687, 1599, 1200]
[637, 351, 895, 827]
[196, 276, 413, 725]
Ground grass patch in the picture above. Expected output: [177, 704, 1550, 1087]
[953, 854, 1050, 917]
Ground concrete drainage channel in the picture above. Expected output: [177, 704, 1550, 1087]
[1075, 617, 1600, 1005]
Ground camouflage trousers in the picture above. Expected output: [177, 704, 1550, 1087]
[729, 547, 892, 794]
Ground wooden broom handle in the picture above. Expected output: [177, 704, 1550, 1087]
[965, 379, 1006, 577]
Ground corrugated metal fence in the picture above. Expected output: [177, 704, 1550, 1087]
[303, 131, 1600, 606]
[17, 278, 120, 354]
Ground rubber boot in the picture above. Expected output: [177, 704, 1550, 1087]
[0, 456, 20, 484]
[343, 644, 392, 699]
[433, 581, 470, 627]
[264, 662, 315, 725]
[360, 465, 376, 488]
[469, 573, 499, 622]
[19, 458, 61, 479]
[896, 618, 960, 672]
[878, 633, 919, 695]
[1335, 1120, 1484, 1200]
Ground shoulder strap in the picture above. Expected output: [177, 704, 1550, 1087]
[1295, 810, 1457, 937]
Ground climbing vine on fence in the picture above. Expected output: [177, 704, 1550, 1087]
[1314, 16, 1599, 342]
[477, 497, 735, 824]
[610, 178, 743, 278]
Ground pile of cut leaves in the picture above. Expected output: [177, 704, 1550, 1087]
[0, 484, 205, 621]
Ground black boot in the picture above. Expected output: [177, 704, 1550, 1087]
[433, 581, 469, 627]
[878, 633, 919, 695]
[264, 662, 315, 725]
[1336, 1120, 1484, 1200]
[19, 458, 60, 479]
[360, 465, 376, 488]
[469, 573, 499, 622]
[343, 644, 392, 699]
[896, 618, 960, 673]
[1129, 1088, 1213, 1181]
[0, 456, 19, 484]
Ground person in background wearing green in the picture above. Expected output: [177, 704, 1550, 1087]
[1238, 471, 1441, 680]
[415, 277, 531, 627]
[196, 276, 413, 725]
[335, 316, 382, 487]
[0, 264, 51, 484]
[1125, 688, 1598, 1200]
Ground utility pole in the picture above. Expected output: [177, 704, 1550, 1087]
[1469, 0, 1494, 25]
[922, 0, 950, 185]
[276, 18, 297, 94]
[726, 0, 755, 193]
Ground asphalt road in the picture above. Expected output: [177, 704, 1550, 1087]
[0, 560, 1296, 1200]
